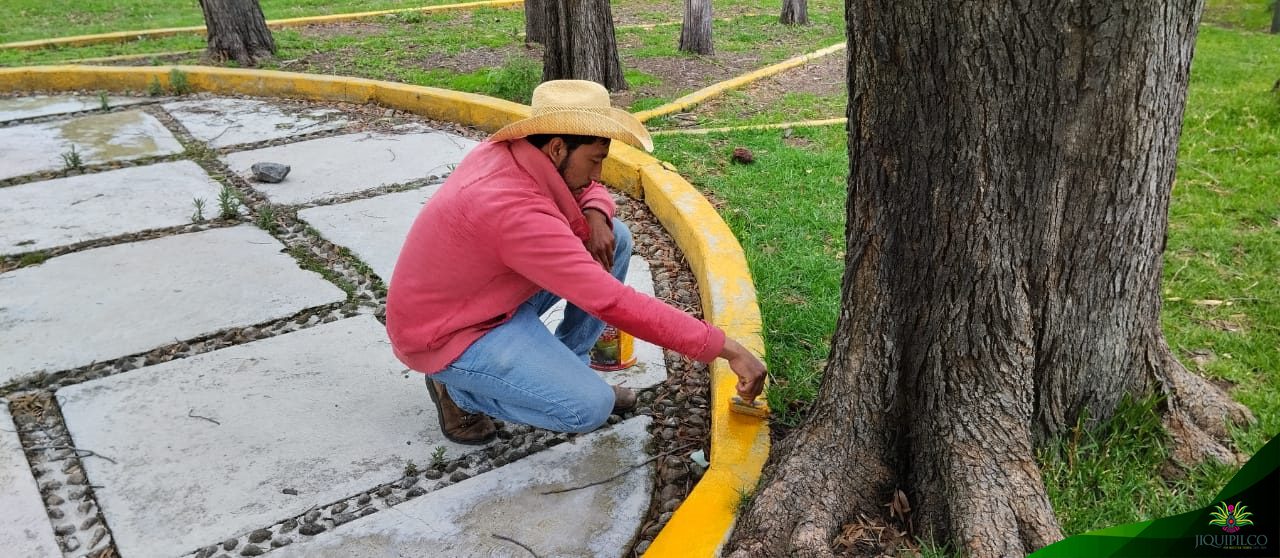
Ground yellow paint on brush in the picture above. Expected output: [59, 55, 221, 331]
[0, 65, 770, 556]
[652, 118, 847, 136]
[633, 42, 847, 123]
[0, 0, 522, 51]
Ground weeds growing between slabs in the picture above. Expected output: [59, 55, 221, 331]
[652, 20, 1277, 544]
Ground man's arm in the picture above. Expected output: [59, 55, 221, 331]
[583, 208, 614, 271]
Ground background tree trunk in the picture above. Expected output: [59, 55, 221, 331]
[1272, 0, 1279, 33]
[726, 1, 1253, 556]
[780, 0, 809, 25]
[543, 0, 627, 91]
[524, 0, 548, 44]
[198, 0, 275, 66]
[679, 0, 714, 55]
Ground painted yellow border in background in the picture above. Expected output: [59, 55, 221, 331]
[0, 65, 769, 557]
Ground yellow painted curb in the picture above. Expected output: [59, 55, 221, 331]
[0, 65, 769, 557]
[0, 0, 522, 51]
[652, 118, 846, 136]
[632, 41, 846, 123]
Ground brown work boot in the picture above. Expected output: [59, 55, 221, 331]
[612, 385, 637, 414]
[426, 377, 496, 445]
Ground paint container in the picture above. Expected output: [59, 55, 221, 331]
[590, 325, 637, 371]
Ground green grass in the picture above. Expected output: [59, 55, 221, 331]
[1, 0, 465, 43]
[1203, 0, 1277, 31]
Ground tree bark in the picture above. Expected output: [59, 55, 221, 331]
[726, 1, 1254, 557]
[543, 0, 627, 91]
[198, 0, 275, 66]
[780, 0, 809, 25]
[524, 0, 548, 45]
[680, 0, 714, 55]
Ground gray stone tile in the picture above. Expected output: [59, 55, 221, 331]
[221, 132, 476, 205]
[0, 401, 61, 557]
[58, 316, 471, 558]
[0, 161, 224, 256]
[163, 98, 347, 148]
[0, 110, 184, 180]
[0, 95, 148, 123]
[0, 226, 346, 385]
[272, 417, 653, 558]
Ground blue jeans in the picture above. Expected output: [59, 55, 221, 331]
[431, 218, 632, 433]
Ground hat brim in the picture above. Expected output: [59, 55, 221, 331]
[488, 107, 654, 152]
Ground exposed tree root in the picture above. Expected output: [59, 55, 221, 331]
[1155, 342, 1255, 466]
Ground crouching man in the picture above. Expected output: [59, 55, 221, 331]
[387, 80, 765, 444]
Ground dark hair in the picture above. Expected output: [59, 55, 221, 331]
[525, 134, 607, 154]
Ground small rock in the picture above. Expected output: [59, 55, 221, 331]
[251, 162, 291, 183]
[304, 510, 321, 523]
[61, 536, 80, 552]
[298, 523, 325, 536]
[444, 461, 460, 473]
[239, 543, 264, 556]
[398, 478, 416, 490]
[384, 495, 406, 507]
[330, 502, 348, 514]
[68, 488, 85, 500]
[376, 486, 392, 497]
[48, 508, 64, 520]
[356, 494, 371, 505]
[407, 486, 426, 497]
[422, 469, 443, 480]
[271, 536, 293, 548]
[332, 512, 357, 526]
[39, 480, 62, 492]
[80, 516, 98, 529]
[607, 415, 621, 424]
[528, 442, 546, 453]
[54, 523, 75, 536]
[661, 498, 681, 513]
[222, 538, 238, 551]
[634, 541, 651, 555]
[45, 493, 64, 506]
[279, 519, 297, 533]
[91, 527, 108, 548]
[281, 488, 298, 495]
[449, 471, 470, 483]
[248, 529, 271, 543]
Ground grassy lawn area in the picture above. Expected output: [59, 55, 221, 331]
[1, 0, 1274, 547]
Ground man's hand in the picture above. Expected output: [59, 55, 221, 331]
[583, 208, 614, 271]
[719, 338, 766, 401]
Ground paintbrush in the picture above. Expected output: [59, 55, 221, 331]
[729, 395, 770, 418]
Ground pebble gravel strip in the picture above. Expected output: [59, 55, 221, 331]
[3, 91, 716, 558]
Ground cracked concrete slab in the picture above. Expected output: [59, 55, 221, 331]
[299, 190, 666, 388]
[0, 95, 148, 123]
[0, 226, 346, 384]
[57, 316, 475, 558]
[0, 160, 225, 255]
[272, 417, 653, 558]
[0, 401, 61, 558]
[221, 132, 477, 205]
[163, 98, 347, 148]
[0, 110, 185, 180]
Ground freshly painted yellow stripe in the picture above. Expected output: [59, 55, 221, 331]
[0, 65, 770, 557]
[0, 0, 522, 51]
[632, 41, 846, 123]
[652, 117, 847, 136]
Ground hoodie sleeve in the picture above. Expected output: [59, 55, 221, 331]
[498, 203, 725, 363]
[576, 181, 616, 220]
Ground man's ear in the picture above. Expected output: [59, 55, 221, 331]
[538, 137, 566, 167]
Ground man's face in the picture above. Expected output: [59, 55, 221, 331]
[554, 138, 611, 192]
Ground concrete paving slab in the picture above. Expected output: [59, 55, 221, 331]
[0, 110, 185, 180]
[273, 417, 653, 558]
[300, 192, 666, 388]
[163, 98, 347, 148]
[296, 185, 443, 282]
[0, 94, 148, 123]
[222, 132, 476, 205]
[0, 160, 225, 255]
[0, 401, 61, 558]
[0, 226, 345, 384]
[59, 316, 473, 558]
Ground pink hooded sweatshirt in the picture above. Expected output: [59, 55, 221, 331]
[386, 138, 726, 373]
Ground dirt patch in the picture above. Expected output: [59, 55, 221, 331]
[610, 4, 769, 27]
[293, 21, 389, 39]
[657, 50, 845, 127]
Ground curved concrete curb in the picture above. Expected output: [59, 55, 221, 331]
[0, 65, 769, 558]
[652, 117, 847, 136]
[632, 41, 846, 123]
[0, 0, 521, 51]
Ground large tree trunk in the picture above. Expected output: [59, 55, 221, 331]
[543, 0, 627, 91]
[726, 1, 1254, 557]
[680, 0, 714, 55]
[198, 0, 275, 66]
[524, 0, 548, 45]
[780, 0, 809, 25]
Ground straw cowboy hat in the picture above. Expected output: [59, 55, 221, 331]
[489, 80, 654, 152]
